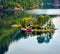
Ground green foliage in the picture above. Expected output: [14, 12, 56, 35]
[19, 15, 50, 28]
[31, 25, 43, 29]
[20, 17, 37, 27]
[3, 0, 55, 9]
[37, 15, 50, 26]
[3, 1, 22, 9]
[3, 0, 40, 9]
[2, 0, 55, 9]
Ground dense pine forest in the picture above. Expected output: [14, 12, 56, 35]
[0, 0, 54, 10]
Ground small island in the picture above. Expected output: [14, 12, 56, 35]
[12, 15, 56, 34]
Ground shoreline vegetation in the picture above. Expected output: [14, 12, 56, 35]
[11, 15, 56, 33]
[0, 0, 55, 12]
[0, 0, 56, 44]
[0, 1, 58, 54]
[0, 13, 56, 39]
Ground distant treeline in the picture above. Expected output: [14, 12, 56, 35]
[0, 0, 54, 9]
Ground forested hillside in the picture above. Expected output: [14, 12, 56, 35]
[0, 0, 54, 10]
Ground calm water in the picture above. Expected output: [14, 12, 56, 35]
[26, 9, 60, 15]
[0, 9, 60, 54]
[3, 16, 60, 54]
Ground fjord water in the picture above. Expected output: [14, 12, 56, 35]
[4, 16, 60, 54]
[0, 9, 60, 54]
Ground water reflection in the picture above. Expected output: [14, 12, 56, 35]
[13, 31, 28, 41]
[17, 30, 54, 44]
[0, 10, 58, 54]
[37, 31, 54, 44]
[0, 44, 9, 54]
[26, 9, 60, 15]
[0, 30, 54, 54]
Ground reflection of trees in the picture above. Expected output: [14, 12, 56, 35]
[0, 30, 55, 54]
[0, 11, 30, 54]
[37, 36, 44, 43]
[0, 44, 9, 54]
[0, 31, 28, 54]
[37, 31, 54, 44]
[13, 30, 28, 41]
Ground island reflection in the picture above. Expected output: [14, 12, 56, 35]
[0, 30, 54, 54]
